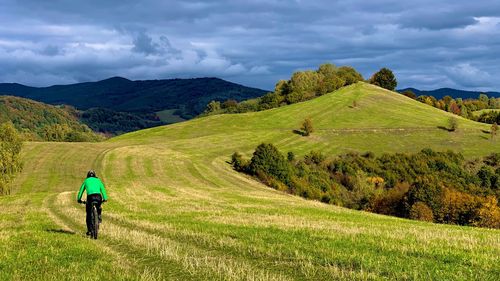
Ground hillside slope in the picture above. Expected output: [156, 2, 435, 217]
[0, 77, 267, 118]
[2, 82, 499, 280]
[0, 95, 98, 141]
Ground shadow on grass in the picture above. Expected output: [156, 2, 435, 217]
[292, 129, 307, 136]
[45, 228, 76, 235]
[437, 126, 454, 132]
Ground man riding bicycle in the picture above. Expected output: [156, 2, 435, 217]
[77, 170, 108, 236]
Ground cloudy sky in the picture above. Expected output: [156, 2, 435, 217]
[1, 0, 499, 91]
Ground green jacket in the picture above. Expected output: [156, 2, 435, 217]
[77, 177, 108, 201]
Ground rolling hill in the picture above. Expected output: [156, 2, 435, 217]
[0, 95, 99, 141]
[0, 77, 268, 118]
[1, 82, 499, 280]
[398, 87, 500, 99]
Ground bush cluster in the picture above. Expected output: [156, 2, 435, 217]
[232, 144, 500, 228]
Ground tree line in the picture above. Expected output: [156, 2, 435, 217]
[203, 64, 368, 115]
[0, 123, 23, 195]
[232, 144, 500, 228]
[401, 90, 500, 126]
[202, 65, 399, 117]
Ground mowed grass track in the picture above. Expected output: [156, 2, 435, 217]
[1, 83, 499, 280]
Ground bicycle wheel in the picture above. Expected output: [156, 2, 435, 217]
[92, 204, 99, 239]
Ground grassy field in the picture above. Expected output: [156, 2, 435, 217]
[156, 109, 187, 124]
[472, 108, 500, 117]
[1, 83, 499, 280]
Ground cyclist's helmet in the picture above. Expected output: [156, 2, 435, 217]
[87, 170, 96, 178]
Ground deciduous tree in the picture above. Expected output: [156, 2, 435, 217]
[369, 68, 397, 91]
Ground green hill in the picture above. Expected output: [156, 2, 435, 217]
[1, 83, 499, 280]
[0, 95, 100, 141]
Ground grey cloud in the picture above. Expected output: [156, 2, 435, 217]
[444, 63, 493, 88]
[0, 0, 500, 91]
[399, 13, 479, 30]
[132, 32, 159, 55]
[40, 45, 62, 56]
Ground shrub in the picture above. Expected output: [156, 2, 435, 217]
[249, 143, 292, 185]
[304, 150, 326, 165]
[301, 118, 314, 136]
[448, 117, 459, 132]
[492, 123, 498, 139]
[231, 152, 249, 172]
[409, 202, 434, 222]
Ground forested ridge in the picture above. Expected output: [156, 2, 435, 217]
[0, 96, 100, 141]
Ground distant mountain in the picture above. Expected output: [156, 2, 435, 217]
[0, 77, 268, 119]
[398, 87, 500, 99]
[0, 95, 100, 141]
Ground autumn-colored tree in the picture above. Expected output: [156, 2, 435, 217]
[368, 182, 409, 216]
[435, 100, 446, 110]
[440, 188, 480, 225]
[222, 99, 238, 109]
[301, 118, 314, 136]
[473, 196, 500, 228]
[409, 202, 434, 222]
[401, 90, 417, 99]
[448, 101, 461, 115]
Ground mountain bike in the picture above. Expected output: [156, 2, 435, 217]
[80, 200, 100, 239]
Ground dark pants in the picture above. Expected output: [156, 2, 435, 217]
[86, 194, 102, 232]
